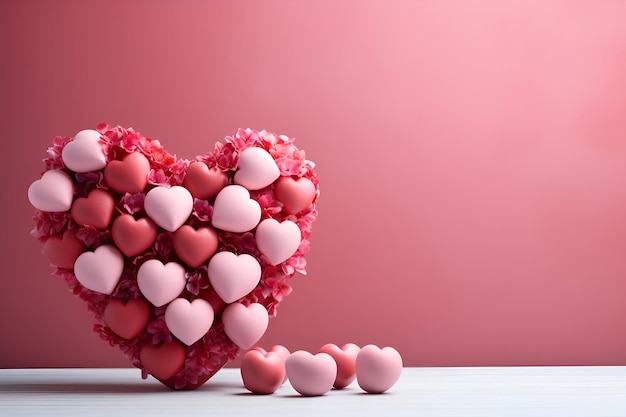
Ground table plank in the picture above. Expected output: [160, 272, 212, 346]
[1, 367, 625, 416]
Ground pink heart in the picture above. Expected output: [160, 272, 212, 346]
[285, 351, 337, 396]
[103, 298, 151, 340]
[70, 189, 115, 230]
[241, 349, 286, 394]
[144, 186, 193, 232]
[137, 259, 187, 307]
[28, 125, 319, 390]
[208, 251, 261, 303]
[104, 151, 150, 194]
[255, 219, 301, 266]
[183, 161, 228, 200]
[222, 302, 269, 350]
[251, 345, 290, 384]
[211, 185, 261, 233]
[61, 129, 107, 173]
[234, 147, 281, 190]
[111, 214, 157, 257]
[274, 176, 317, 215]
[172, 225, 218, 268]
[73, 245, 124, 294]
[318, 343, 360, 389]
[165, 298, 214, 346]
[355, 345, 403, 394]
[27, 170, 74, 212]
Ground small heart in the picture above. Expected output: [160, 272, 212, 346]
[274, 176, 316, 215]
[111, 214, 158, 257]
[285, 351, 337, 396]
[139, 341, 186, 381]
[61, 129, 107, 173]
[255, 219, 301, 266]
[27, 170, 74, 212]
[41, 228, 85, 269]
[165, 298, 214, 346]
[355, 345, 403, 394]
[222, 302, 269, 350]
[144, 186, 193, 232]
[173, 225, 219, 268]
[234, 147, 280, 190]
[71, 188, 115, 230]
[137, 259, 186, 307]
[183, 161, 228, 200]
[211, 185, 261, 233]
[208, 252, 261, 304]
[241, 349, 286, 394]
[103, 152, 150, 194]
[103, 298, 151, 340]
[318, 343, 360, 389]
[73, 245, 124, 294]
[251, 345, 290, 384]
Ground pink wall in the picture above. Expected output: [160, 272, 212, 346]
[2, 0, 626, 368]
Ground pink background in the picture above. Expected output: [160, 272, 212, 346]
[1, 0, 626, 368]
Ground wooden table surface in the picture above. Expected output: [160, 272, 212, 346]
[1, 367, 625, 416]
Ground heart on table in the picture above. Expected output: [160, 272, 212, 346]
[28, 124, 319, 390]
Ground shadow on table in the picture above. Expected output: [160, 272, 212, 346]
[0, 381, 242, 394]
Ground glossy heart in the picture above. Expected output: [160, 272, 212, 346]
[285, 351, 337, 396]
[208, 252, 261, 304]
[318, 343, 360, 389]
[251, 345, 290, 384]
[222, 302, 269, 350]
[355, 345, 403, 394]
[28, 125, 319, 390]
[273, 176, 317, 215]
[255, 219, 301, 266]
[27, 170, 74, 212]
[241, 348, 286, 394]
[104, 151, 150, 194]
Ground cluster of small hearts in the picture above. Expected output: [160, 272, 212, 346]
[242, 343, 403, 396]
[27, 124, 319, 390]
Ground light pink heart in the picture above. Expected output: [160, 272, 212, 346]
[73, 244, 124, 294]
[234, 147, 280, 190]
[355, 345, 403, 394]
[208, 251, 261, 304]
[285, 351, 337, 396]
[255, 219, 301, 266]
[222, 302, 269, 350]
[61, 129, 107, 173]
[211, 185, 261, 233]
[137, 259, 186, 307]
[165, 298, 214, 346]
[27, 170, 74, 212]
[144, 186, 193, 232]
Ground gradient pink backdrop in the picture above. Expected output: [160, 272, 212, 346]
[1, 0, 626, 369]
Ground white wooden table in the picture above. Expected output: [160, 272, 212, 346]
[1, 367, 625, 416]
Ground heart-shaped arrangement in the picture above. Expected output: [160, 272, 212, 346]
[28, 124, 319, 390]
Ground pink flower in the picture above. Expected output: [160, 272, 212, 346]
[119, 193, 146, 215]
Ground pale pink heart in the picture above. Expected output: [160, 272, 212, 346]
[164, 298, 214, 346]
[61, 129, 107, 173]
[144, 185, 193, 232]
[211, 185, 261, 233]
[73, 245, 124, 294]
[207, 251, 261, 303]
[234, 147, 280, 191]
[137, 259, 187, 307]
[221, 302, 269, 350]
[285, 351, 337, 396]
[355, 345, 403, 394]
[255, 219, 301, 266]
[27, 170, 74, 212]
[273, 176, 317, 215]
